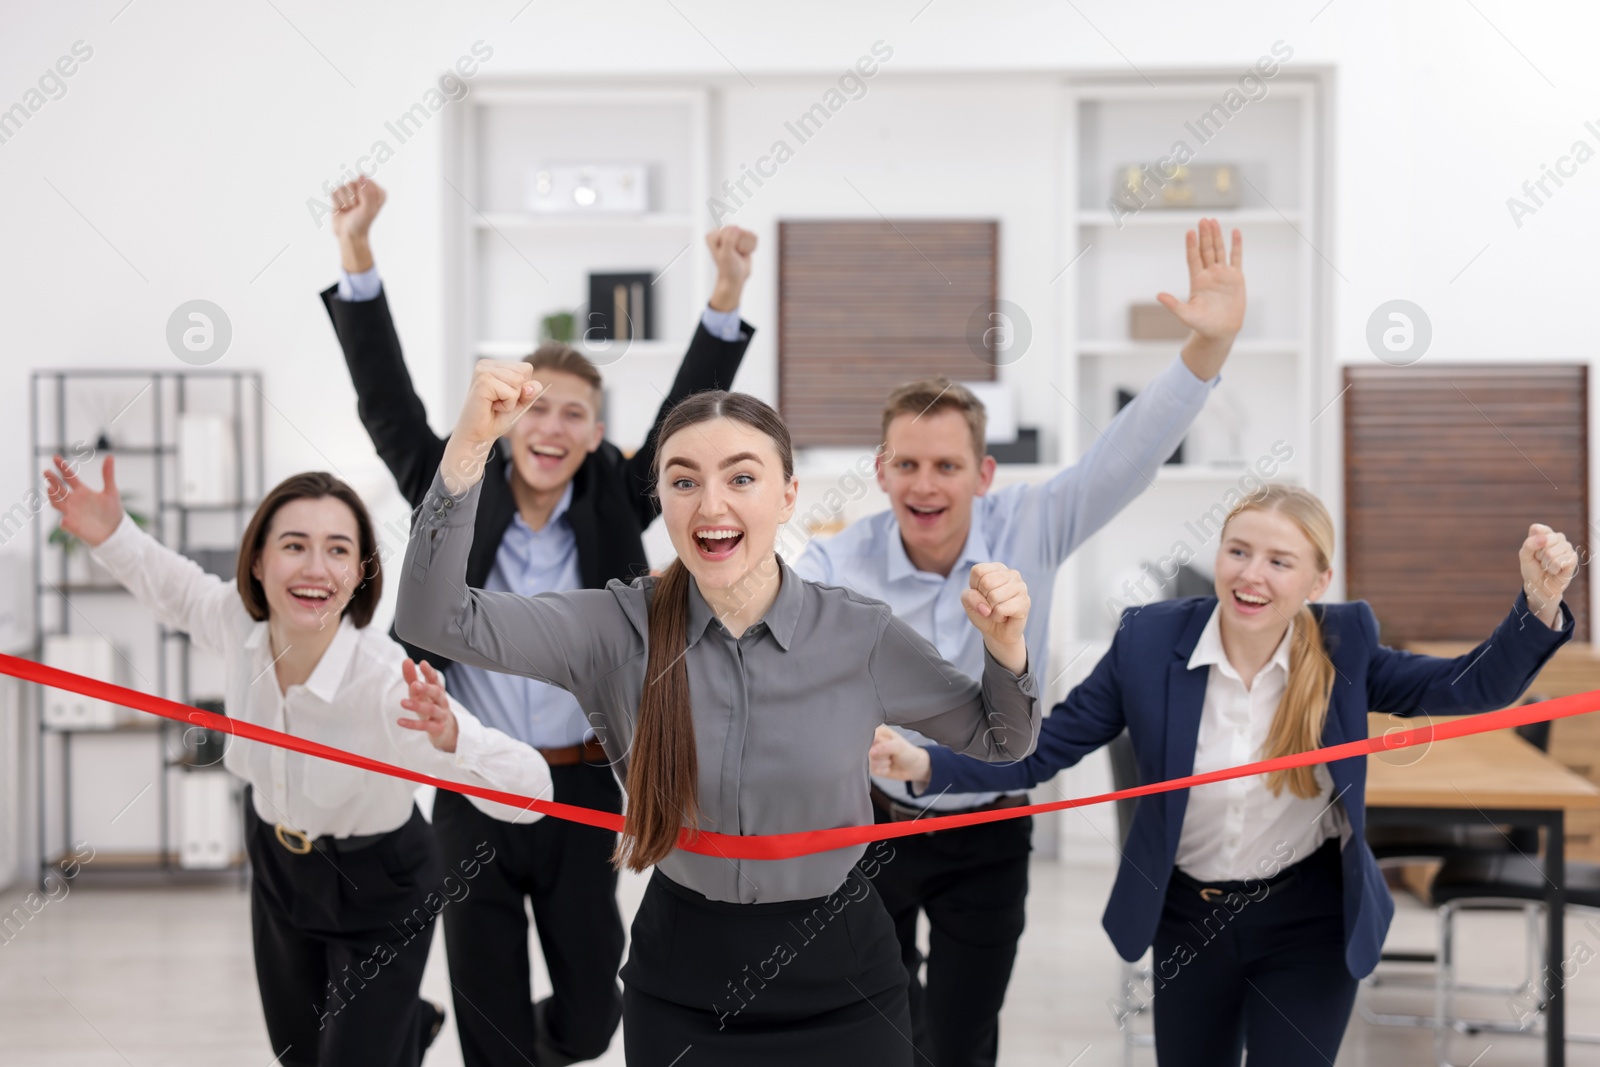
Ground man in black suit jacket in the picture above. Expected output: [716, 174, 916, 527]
[321, 177, 755, 1067]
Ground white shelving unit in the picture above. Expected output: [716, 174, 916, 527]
[444, 86, 711, 453]
[1060, 77, 1327, 643]
[439, 73, 1330, 651]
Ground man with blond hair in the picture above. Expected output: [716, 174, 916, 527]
[797, 220, 1247, 1067]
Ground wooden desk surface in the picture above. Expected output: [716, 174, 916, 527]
[1365, 714, 1600, 811]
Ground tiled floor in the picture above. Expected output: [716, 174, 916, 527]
[5, 853, 1600, 1066]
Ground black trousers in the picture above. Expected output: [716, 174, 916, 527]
[1150, 838, 1358, 1067]
[245, 800, 443, 1067]
[869, 805, 1032, 1067]
[620, 866, 912, 1066]
[432, 762, 626, 1066]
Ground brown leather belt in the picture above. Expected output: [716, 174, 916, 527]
[538, 738, 608, 767]
[870, 783, 1030, 824]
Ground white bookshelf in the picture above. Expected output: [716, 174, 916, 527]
[443, 86, 711, 453]
[1060, 77, 1327, 642]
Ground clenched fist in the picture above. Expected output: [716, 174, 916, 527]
[1520, 523, 1577, 629]
[706, 226, 758, 312]
[962, 562, 1030, 675]
[440, 360, 547, 493]
[331, 177, 386, 242]
[869, 724, 932, 789]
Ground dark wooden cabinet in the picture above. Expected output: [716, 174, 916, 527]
[778, 220, 998, 447]
[1343, 364, 1589, 642]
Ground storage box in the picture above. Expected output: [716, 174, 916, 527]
[1128, 302, 1190, 341]
[42, 634, 132, 729]
[177, 413, 237, 506]
[176, 769, 239, 869]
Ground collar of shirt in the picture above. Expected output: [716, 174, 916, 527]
[243, 614, 361, 701]
[884, 507, 993, 584]
[683, 556, 803, 650]
[1186, 601, 1294, 684]
[502, 468, 575, 539]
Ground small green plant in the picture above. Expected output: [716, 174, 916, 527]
[541, 310, 576, 344]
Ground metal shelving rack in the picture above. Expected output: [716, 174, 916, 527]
[30, 370, 263, 887]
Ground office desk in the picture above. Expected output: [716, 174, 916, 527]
[1367, 715, 1600, 1066]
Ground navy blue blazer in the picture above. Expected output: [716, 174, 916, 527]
[922, 592, 1573, 978]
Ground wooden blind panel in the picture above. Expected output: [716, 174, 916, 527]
[779, 220, 997, 447]
[1344, 364, 1589, 642]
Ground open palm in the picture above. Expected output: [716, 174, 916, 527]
[44, 454, 125, 548]
[1157, 217, 1245, 342]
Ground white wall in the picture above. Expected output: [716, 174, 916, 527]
[3, 0, 1599, 873]
[3, 0, 1597, 597]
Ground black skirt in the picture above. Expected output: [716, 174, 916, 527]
[620, 866, 913, 1066]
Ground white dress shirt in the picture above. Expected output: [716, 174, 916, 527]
[1174, 604, 1347, 882]
[90, 514, 553, 839]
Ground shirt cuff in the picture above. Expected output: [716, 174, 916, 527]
[700, 305, 742, 342]
[1167, 351, 1222, 392]
[337, 266, 382, 302]
[1513, 588, 1577, 636]
[450, 705, 487, 771]
[87, 512, 146, 568]
[422, 471, 482, 529]
[984, 646, 1037, 695]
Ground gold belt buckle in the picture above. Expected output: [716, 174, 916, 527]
[1199, 887, 1223, 902]
[274, 823, 313, 855]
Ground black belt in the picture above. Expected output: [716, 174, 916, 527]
[271, 822, 388, 856]
[869, 783, 1029, 824]
[1169, 837, 1338, 904]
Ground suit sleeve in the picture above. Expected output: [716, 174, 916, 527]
[870, 612, 1040, 764]
[394, 472, 639, 693]
[923, 628, 1129, 795]
[320, 284, 449, 508]
[620, 318, 754, 527]
[1364, 591, 1574, 717]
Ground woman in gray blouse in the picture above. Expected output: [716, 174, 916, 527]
[396, 359, 1041, 1065]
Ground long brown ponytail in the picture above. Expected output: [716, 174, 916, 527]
[1222, 484, 1337, 799]
[613, 390, 795, 872]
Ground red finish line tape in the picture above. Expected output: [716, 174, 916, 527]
[7, 650, 1600, 861]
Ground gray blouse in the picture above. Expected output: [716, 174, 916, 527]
[397, 472, 1040, 903]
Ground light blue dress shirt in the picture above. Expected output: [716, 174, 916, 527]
[794, 354, 1214, 809]
[440, 475, 593, 747]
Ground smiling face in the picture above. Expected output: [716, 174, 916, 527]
[506, 369, 605, 494]
[249, 496, 365, 634]
[1214, 507, 1334, 639]
[877, 409, 996, 574]
[658, 417, 797, 594]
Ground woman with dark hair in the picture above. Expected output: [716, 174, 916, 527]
[45, 456, 553, 1067]
[394, 360, 1041, 1064]
[871, 483, 1577, 1066]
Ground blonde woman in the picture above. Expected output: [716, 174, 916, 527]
[871, 484, 1576, 1065]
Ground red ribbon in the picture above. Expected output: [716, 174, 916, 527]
[7, 650, 1598, 861]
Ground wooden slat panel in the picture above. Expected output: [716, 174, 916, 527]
[1344, 364, 1590, 643]
[779, 220, 998, 447]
